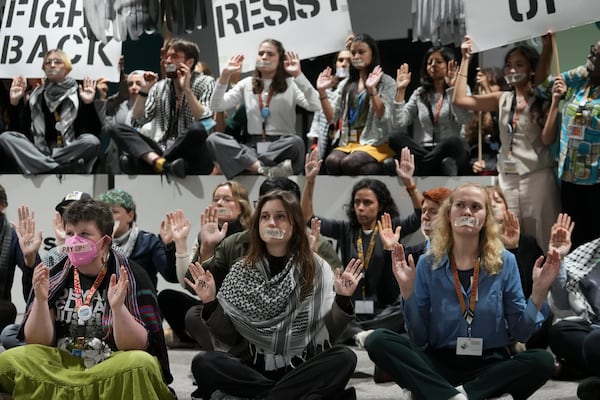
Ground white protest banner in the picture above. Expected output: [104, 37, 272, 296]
[212, 0, 352, 72]
[0, 0, 122, 81]
[464, 0, 600, 52]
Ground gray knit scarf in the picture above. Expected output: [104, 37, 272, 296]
[28, 77, 79, 153]
[217, 254, 334, 370]
[113, 223, 140, 257]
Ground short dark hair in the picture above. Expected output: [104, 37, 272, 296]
[259, 177, 301, 201]
[62, 199, 114, 237]
[169, 39, 200, 66]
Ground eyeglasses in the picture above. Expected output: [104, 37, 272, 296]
[44, 58, 64, 66]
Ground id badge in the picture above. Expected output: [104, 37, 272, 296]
[503, 159, 518, 175]
[354, 300, 374, 314]
[568, 124, 585, 140]
[456, 337, 483, 356]
[256, 141, 270, 154]
[349, 129, 358, 142]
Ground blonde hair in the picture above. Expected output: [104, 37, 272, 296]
[43, 49, 72, 74]
[213, 181, 252, 229]
[429, 183, 504, 274]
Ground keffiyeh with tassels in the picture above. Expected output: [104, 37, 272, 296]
[217, 254, 335, 371]
[562, 238, 600, 323]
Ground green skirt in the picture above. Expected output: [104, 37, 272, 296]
[0, 344, 172, 400]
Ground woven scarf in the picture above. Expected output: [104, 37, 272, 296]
[563, 238, 600, 322]
[217, 254, 334, 370]
[0, 214, 13, 300]
[28, 77, 79, 152]
[113, 223, 140, 257]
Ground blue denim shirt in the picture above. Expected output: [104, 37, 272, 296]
[404, 249, 548, 350]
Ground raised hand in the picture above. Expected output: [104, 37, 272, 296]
[15, 205, 42, 264]
[548, 213, 574, 258]
[142, 71, 158, 91]
[223, 54, 244, 78]
[284, 51, 302, 77]
[531, 249, 560, 307]
[78, 77, 97, 104]
[317, 67, 334, 91]
[500, 210, 520, 249]
[9, 76, 27, 105]
[304, 148, 322, 180]
[334, 258, 363, 297]
[170, 209, 191, 244]
[53, 212, 66, 246]
[445, 59, 459, 87]
[108, 265, 129, 309]
[184, 262, 216, 302]
[159, 213, 173, 245]
[551, 75, 567, 103]
[200, 205, 228, 248]
[395, 146, 415, 182]
[308, 217, 321, 253]
[377, 212, 401, 251]
[395, 63, 412, 90]
[32, 263, 50, 301]
[391, 243, 416, 300]
[461, 35, 473, 61]
[365, 65, 383, 92]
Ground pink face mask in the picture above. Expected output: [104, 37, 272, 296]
[61, 235, 105, 266]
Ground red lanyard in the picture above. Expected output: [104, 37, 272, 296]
[73, 266, 107, 316]
[450, 255, 480, 336]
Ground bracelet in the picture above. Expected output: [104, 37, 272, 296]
[138, 91, 148, 97]
[405, 183, 417, 192]
[319, 95, 327, 100]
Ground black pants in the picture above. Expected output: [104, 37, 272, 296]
[107, 121, 213, 174]
[365, 329, 554, 400]
[191, 345, 356, 399]
[389, 133, 469, 176]
[548, 320, 600, 378]
[561, 181, 600, 249]
[157, 289, 201, 345]
[0, 300, 16, 333]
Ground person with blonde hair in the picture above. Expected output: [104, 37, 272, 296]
[365, 183, 559, 400]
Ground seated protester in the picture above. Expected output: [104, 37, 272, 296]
[182, 177, 342, 350]
[389, 46, 472, 176]
[0, 49, 102, 175]
[404, 187, 452, 264]
[547, 214, 600, 400]
[97, 188, 177, 289]
[0, 185, 41, 343]
[365, 183, 559, 400]
[187, 190, 361, 399]
[112, 39, 215, 179]
[208, 38, 320, 179]
[302, 148, 422, 341]
[157, 181, 252, 348]
[0, 199, 173, 399]
[316, 34, 397, 175]
[464, 68, 503, 176]
[307, 48, 351, 171]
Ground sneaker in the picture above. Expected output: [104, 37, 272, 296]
[163, 158, 186, 178]
[577, 376, 600, 400]
[441, 157, 458, 176]
[260, 159, 293, 178]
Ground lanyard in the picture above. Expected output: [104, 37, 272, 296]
[348, 91, 366, 127]
[357, 226, 379, 271]
[258, 89, 274, 139]
[450, 255, 480, 337]
[506, 92, 533, 153]
[579, 85, 591, 108]
[54, 111, 63, 146]
[73, 266, 107, 319]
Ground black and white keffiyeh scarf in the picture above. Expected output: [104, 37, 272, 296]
[564, 238, 600, 322]
[112, 223, 140, 257]
[28, 77, 79, 153]
[217, 254, 334, 370]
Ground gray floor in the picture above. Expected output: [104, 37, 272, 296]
[167, 347, 579, 400]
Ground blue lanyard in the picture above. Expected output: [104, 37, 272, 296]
[348, 91, 366, 126]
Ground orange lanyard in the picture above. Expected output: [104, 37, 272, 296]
[357, 226, 379, 271]
[73, 266, 107, 318]
[450, 255, 480, 336]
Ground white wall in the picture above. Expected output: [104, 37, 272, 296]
[2, 174, 495, 313]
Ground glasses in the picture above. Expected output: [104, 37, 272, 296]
[44, 58, 64, 66]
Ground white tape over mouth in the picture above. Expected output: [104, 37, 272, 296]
[454, 216, 478, 228]
[351, 59, 365, 68]
[504, 73, 526, 85]
[255, 60, 273, 68]
[216, 207, 231, 217]
[421, 221, 432, 230]
[264, 228, 285, 239]
[57, 242, 93, 254]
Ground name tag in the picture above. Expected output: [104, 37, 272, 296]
[456, 337, 483, 356]
[503, 159, 518, 175]
[355, 300, 374, 314]
[349, 129, 358, 142]
[256, 141, 270, 154]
